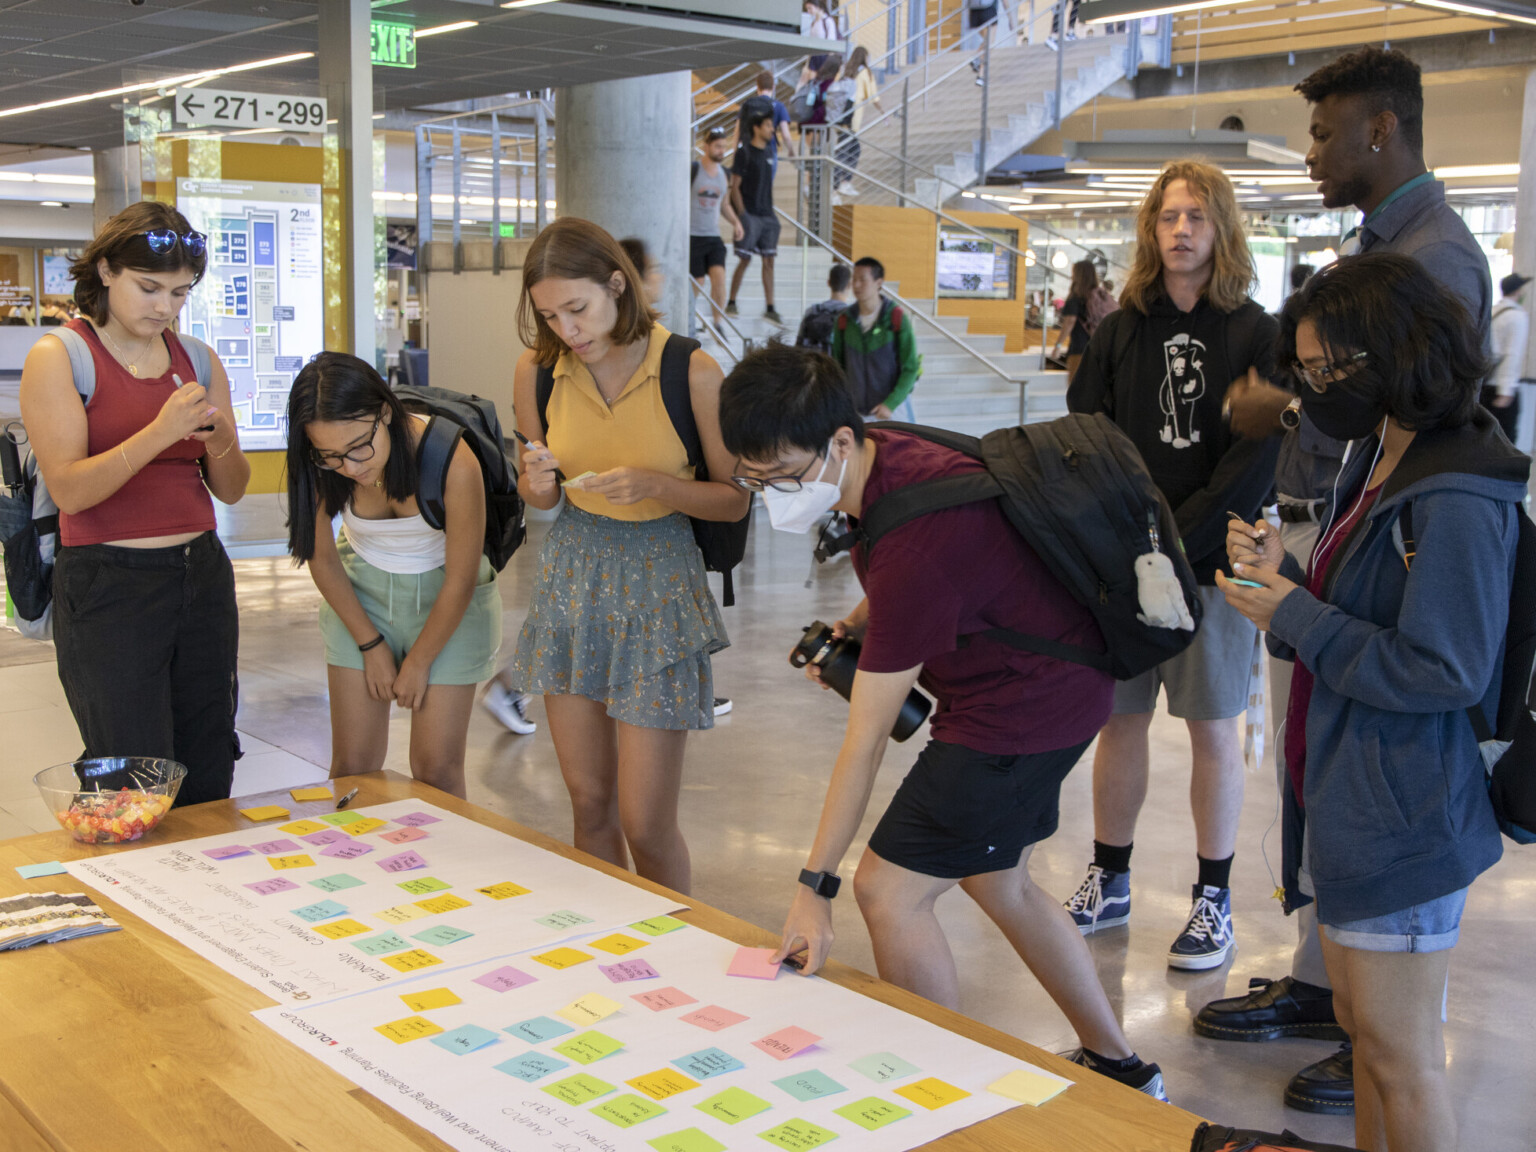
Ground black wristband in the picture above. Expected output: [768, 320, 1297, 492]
[358, 633, 386, 652]
[798, 869, 841, 899]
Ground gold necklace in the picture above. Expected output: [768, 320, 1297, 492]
[96, 323, 156, 377]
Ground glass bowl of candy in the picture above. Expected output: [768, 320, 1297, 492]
[34, 758, 186, 845]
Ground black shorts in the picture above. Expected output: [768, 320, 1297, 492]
[867, 738, 1091, 879]
[735, 212, 780, 259]
[689, 235, 727, 279]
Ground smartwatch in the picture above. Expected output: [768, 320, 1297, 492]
[798, 869, 841, 899]
[1279, 397, 1302, 431]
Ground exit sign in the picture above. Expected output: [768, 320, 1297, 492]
[371, 20, 416, 68]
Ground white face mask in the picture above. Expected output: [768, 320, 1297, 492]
[761, 441, 847, 534]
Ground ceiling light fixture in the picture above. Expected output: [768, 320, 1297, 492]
[0, 51, 314, 120]
[1411, 0, 1536, 27]
[502, 0, 558, 8]
[1082, 0, 1237, 25]
[414, 20, 479, 36]
[1433, 163, 1520, 179]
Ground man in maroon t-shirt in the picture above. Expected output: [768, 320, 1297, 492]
[716, 345, 1168, 1100]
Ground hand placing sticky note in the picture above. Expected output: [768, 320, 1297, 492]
[399, 987, 460, 1011]
[892, 1077, 970, 1110]
[987, 1067, 1072, 1106]
[16, 861, 67, 879]
[752, 1026, 821, 1061]
[239, 805, 289, 822]
[289, 786, 334, 802]
[561, 470, 598, 489]
[726, 946, 781, 980]
[557, 992, 623, 1026]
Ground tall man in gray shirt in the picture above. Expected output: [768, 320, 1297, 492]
[690, 126, 744, 326]
[1211, 45, 1492, 1116]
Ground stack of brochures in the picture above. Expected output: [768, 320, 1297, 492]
[0, 891, 121, 950]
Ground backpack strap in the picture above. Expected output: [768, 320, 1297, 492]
[50, 327, 97, 406]
[534, 361, 555, 437]
[656, 333, 705, 470]
[887, 302, 902, 334]
[414, 414, 464, 532]
[836, 311, 849, 332]
[173, 331, 214, 387]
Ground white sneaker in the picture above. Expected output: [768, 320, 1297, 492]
[712, 697, 733, 717]
[482, 682, 536, 734]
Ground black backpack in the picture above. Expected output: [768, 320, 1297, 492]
[535, 333, 751, 606]
[1397, 499, 1536, 844]
[856, 417, 1202, 681]
[392, 384, 527, 571]
[1190, 1121, 1361, 1152]
[796, 301, 842, 355]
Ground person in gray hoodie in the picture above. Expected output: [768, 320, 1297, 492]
[1220, 253, 1527, 1152]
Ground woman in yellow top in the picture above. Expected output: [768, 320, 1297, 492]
[508, 218, 748, 894]
[834, 47, 884, 197]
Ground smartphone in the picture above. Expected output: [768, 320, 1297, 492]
[1228, 577, 1264, 589]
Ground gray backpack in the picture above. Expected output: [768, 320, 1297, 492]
[1, 327, 212, 641]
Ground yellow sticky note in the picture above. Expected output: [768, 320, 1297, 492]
[375, 1015, 444, 1043]
[342, 817, 388, 836]
[627, 1068, 701, 1101]
[399, 987, 462, 1012]
[377, 903, 431, 925]
[557, 992, 623, 1026]
[533, 947, 594, 970]
[561, 470, 598, 489]
[268, 854, 316, 870]
[383, 948, 443, 972]
[589, 933, 647, 956]
[278, 819, 328, 835]
[414, 893, 472, 915]
[893, 1077, 970, 1111]
[239, 805, 289, 822]
[290, 787, 334, 802]
[477, 881, 531, 900]
[312, 918, 372, 940]
[987, 1068, 1071, 1107]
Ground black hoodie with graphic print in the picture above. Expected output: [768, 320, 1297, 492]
[1068, 289, 1282, 584]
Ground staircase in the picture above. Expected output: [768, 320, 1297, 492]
[694, 245, 1066, 441]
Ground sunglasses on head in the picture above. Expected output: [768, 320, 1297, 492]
[140, 229, 207, 257]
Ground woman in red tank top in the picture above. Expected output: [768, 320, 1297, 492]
[18, 201, 250, 807]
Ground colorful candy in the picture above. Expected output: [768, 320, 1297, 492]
[56, 789, 174, 844]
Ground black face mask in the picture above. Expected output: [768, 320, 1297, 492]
[1300, 381, 1384, 442]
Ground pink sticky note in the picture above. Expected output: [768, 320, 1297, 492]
[680, 1005, 749, 1032]
[726, 946, 781, 980]
[244, 877, 300, 896]
[599, 959, 660, 984]
[380, 826, 428, 845]
[203, 845, 252, 860]
[252, 838, 303, 855]
[301, 829, 349, 846]
[392, 812, 442, 827]
[752, 1026, 823, 1060]
[321, 840, 374, 859]
[473, 965, 538, 993]
[377, 850, 427, 873]
[632, 987, 699, 1012]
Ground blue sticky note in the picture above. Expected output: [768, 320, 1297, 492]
[412, 923, 474, 947]
[431, 1024, 501, 1055]
[353, 931, 412, 956]
[773, 1069, 848, 1101]
[308, 873, 365, 893]
[290, 899, 349, 923]
[16, 861, 67, 879]
[495, 1052, 571, 1082]
[506, 1016, 574, 1044]
[672, 1047, 745, 1080]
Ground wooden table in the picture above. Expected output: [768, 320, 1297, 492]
[0, 772, 1201, 1152]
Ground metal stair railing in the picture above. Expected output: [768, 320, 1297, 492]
[688, 277, 755, 364]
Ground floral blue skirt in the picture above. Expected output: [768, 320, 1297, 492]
[506, 503, 728, 730]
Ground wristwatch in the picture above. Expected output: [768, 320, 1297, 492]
[798, 869, 841, 899]
[1279, 396, 1302, 431]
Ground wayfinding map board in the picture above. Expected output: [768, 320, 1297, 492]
[176, 178, 323, 450]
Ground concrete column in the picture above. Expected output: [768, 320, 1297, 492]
[555, 73, 690, 332]
[1515, 67, 1536, 377]
[92, 146, 138, 233]
[319, 0, 375, 358]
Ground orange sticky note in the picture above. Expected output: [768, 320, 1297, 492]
[589, 934, 647, 956]
[533, 947, 594, 970]
[342, 817, 388, 836]
[312, 918, 372, 940]
[289, 787, 334, 802]
[414, 893, 472, 915]
[278, 819, 328, 835]
[477, 881, 531, 900]
[399, 987, 462, 1012]
[627, 1068, 701, 1101]
[375, 1015, 443, 1043]
[239, 805, 289, 822]
[893, 1077, 970, 1110]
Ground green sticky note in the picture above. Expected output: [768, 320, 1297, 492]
[646, 1129, 726, 1152]
[833, 1096, 910, 1130]
[543, 1073, 616, 1106]
[396, 876, 451, 895]
[318, 810, 366, 826]
[412, 924, 474, 947]
[848, 1052, 919, 1083]
[309, 873, 365, 892]
[630, 915, 688, 936]
[757, 1119, 839, 1149]
[591, 1093, 667, 1129]
[694, 1086, 770, 1125]
[772, 1070, 846, 1102]
[553, 1030, 624, 1065]
[354, 931, 412, 956]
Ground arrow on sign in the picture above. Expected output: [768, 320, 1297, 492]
[179, 95, 205, 117]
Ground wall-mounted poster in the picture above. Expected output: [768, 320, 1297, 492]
[936, 226, 1017, 300]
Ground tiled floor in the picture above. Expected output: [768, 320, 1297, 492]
[3, 505, 1533, 1147]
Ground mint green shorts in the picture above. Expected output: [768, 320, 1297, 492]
[319, 534, 502, 685]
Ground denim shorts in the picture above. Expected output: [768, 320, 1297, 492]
[1321, 886, 1469, 954]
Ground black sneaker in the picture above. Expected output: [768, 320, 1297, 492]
[1194, 976, 1345, 1042]
[1063, 1048, 1168, 1102]
[764, 306, 784, 325]
[1285, 1042, 1354, 1114]
[725, 300, 738, 317]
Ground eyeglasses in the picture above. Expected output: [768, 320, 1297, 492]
[730, 452, 825, 493]
[311, 415, 382, 471]
[1292, 350, 1367, 394]
[140, 229, 208, 257]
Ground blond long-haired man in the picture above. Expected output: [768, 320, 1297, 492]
[1065, 161, 1282, 971]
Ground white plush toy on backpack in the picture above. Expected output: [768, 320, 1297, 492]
[1134, 551, 1196, 631]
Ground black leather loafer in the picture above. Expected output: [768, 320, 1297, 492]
[1285, 1043, 1355, 1114]
[1194, 975, 1348, 1041]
